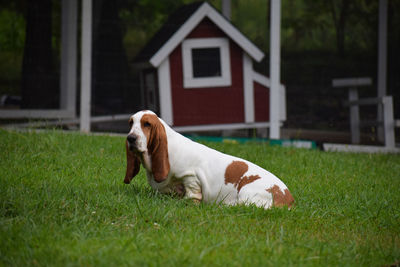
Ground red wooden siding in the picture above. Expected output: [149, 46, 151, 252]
[254, 81, 270, 122]
[187, 18, 225, 38]
[169, 18, 245, 126]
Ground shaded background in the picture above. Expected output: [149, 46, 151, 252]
[0, 0, 399, 141]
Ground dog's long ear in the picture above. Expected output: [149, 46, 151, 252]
[124, 140, 140, 184]
[147, 116, 170, 183]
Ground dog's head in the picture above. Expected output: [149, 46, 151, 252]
[124, 110, 170, 184]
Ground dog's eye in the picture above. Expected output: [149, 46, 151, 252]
[143, 122, 151, 127]
[129, 120, 133, 127]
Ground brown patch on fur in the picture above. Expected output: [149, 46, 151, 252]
[266, 185, 295, 208]
[224, 161, 261, 193]
[124, 140, 141, 184]
[224, 161, 248, 185]
[141, 114, 170, 183]
[237, 175, 261, 192]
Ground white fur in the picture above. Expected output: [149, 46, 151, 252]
[128, 111, 149, 153]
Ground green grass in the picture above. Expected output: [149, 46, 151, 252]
[1, 129, 399, 266]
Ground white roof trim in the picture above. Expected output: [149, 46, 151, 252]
[206, 6, 264, 62]
[253, 71, 271, 87]
[253, 71, 285, 87]
[150, 2, 265, 67]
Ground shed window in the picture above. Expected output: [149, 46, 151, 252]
[182, 38, 231, 88]
[192, 48, 221, 78]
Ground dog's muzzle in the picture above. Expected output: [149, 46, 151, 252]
[126, 134, 137, 151]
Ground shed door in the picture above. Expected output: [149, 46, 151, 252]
[143, 70, 159, 114]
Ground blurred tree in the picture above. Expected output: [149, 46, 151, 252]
[119, 0, 193, 61]
[0, 0, 25, 96]
[21, 0, 58, 108]
[230, 0, 268, 51]
[328, 0, 351, 57]
[92, 0, 132, 114]
[0, 9, 25, 51]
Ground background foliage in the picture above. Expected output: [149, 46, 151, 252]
[0, 0, 399, 131]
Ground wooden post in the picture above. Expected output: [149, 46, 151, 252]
[222, 0, 231, 21]
[348, 88, 360, 144]
[60, 0, 77, 116]
[382, 96, 395, 148]
[80, 0, 92, 132]
[269, 0, 281, 139]
[377, 0, 388, 142]
[332, 77, 372, 145]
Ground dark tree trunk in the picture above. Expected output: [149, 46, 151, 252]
[92, 0, 132, 115]
[329, 0, 350, 57]
[21, 0, 58, 109]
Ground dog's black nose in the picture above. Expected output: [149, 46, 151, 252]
[127, 134, 137, 144]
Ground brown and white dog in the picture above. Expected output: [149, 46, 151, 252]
[124, 110, 294, 209]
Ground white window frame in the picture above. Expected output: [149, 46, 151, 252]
[182, 37, 231, 88]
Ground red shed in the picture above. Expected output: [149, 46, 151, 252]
[134, 1, 286, 131]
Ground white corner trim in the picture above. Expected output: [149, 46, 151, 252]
[149, 2, 264, 67]
[157, 58, 173, 125]
[182, 37, 231, 88]
[243, 53, 254, 123]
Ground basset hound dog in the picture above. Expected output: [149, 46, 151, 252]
[124, 110, 294, 209]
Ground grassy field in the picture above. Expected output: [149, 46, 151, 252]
[0, 129, 399, 266]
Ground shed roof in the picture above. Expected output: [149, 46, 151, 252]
[135, 1, 265, 68]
